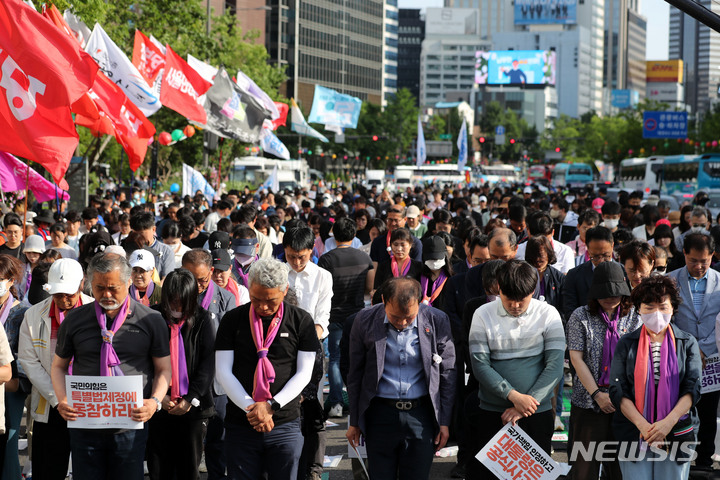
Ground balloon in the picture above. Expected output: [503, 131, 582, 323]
[707, 142, 712, 147]
[158, 132, 172, 145]
[170, 183, 180, 193]
[171, 129, 184, 142]
[628, 149, 633, 155]
[652, 146, 657, 152]
[713, 141, 718, 147]
[183, 125, 196, 138]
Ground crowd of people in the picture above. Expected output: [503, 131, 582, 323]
[0, 181, 714, 479]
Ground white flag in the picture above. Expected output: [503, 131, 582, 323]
[183, 164, 216, 204]
[260, 130, 290, 160]
[291, 99, 328, 143]
[262, 165, 280, 192]
[457, 118, 468, 172]
[416, 116, 426, 168]
[63, 10, 92, 48]
[85, 23, 161, 116]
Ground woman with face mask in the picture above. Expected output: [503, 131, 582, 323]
[567, 261, 640, 479]
[609, 275, 701, 479]
[162, 221, 191, 269]
[419, 235, 453, 310]
[525, 235, 565, 314]
[147, 269, 215, 480]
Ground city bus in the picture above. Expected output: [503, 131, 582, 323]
[229, 157, 309, 189]
[618, 157, 664, 192]
[527, 165, 552, 185]
[661, 154, 720, 194]
[395, 164, 471, 188]
[551, 162, 594, 188]
[479, 164, 519, 185]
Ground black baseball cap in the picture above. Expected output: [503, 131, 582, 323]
[208, 231, 230, 251]
[211, 249, 232, 272]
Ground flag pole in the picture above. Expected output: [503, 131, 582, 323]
[217, 138, 223, 193]
[23, 162, 29, 243]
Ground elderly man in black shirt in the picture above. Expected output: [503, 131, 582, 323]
[215, 257, 319, 480]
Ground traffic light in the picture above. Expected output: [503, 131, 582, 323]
[479, 137, 485, 143]
[372, 135, 379, 141]
[510, 138, 516, 144]
[555, 147, 561, 153]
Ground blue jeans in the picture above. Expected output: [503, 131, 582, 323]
[364, 400, 436, 480]
[69, 425, 148, 480]
[3, 390, 26, 480]
[618, 449, 692, 480]
[327, 323, 344, 406]
[225, 418, 303, 480]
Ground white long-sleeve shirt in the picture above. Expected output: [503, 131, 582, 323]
[287, 262, 333, 339]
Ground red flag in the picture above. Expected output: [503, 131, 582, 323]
[75, 72, 155, 171]
[131, 30, 165, 85]
[160, 45, 211, 124]
[0, 0, 98, 183]
[272, 102, 289, 130]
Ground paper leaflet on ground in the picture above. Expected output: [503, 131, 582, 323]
[477, 423, 571, 480]
[65, 375, 143, 429]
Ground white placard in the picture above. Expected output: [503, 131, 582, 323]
[701, 355, 720, 394]
[66, 375, 144, 429]
[347, 435, 367, 458]
[477, 423, 568, 480]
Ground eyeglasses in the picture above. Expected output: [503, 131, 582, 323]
[196, 272, 212, 289]
[589, 253, 613, 262]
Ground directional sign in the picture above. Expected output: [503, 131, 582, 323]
[495, 125, 506, 135]
[439, 134, 452, 140]
[643, 111, 688, 139]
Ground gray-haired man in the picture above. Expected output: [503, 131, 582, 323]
[215, 258, 319, 480]
[50, 252, 171, 480]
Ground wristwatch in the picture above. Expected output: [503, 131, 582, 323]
[151, 396, 162, 412]
[267, 398, 281, 412]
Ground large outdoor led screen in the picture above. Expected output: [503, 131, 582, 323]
[475, 50, 557, 86]
[514, 0, 577, 25]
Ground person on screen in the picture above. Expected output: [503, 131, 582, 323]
[502, 60, 527, 84]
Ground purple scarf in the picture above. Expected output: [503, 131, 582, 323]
[635, 326, 680, 423]
[420, 271, 448, 306]
[167, 318, 189, 400]
[234, 256, 256, 288]
[598, 306, 620, 387]
[0, 294, 14, 326]
[95, 297, 130, 376]
[200, 281, 215, 311]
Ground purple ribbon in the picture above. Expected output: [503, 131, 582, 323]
[0, 293, 14, 326]
[598, 306, 620, 387]
[129, 281, 154, 305]
[642, 328, 680, 422]
[234, 256, 256, 288]
[167, 319, 189, 400]
[95, 296, 130, 377]
[420, 271, 448, 306]
[200, 281, 215, 311]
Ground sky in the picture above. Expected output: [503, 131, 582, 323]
[397, 0, 670, 60]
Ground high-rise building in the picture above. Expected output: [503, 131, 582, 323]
[265, 0, 385, 109]
[604, 0, 647, 107]
[669, 1, 720, 115]
[398, 9, 425, 105]
[383, 2, 399, 105]
[209, 0, 269, 46]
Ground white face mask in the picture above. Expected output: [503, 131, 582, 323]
[425, 259, 445, 271]
[549, 209, 560, 219]
[640, 311, 672, 334]
[169, 309, 184, 319]
[691, 226, 705, 233]
[235, 252, 254, 266]
[491, 214, 499, 219]
[604, 219, 619, 230]
[0, 280, 9, 297]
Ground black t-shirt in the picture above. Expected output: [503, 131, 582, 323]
[369, 234, 422, 264]
[317, 247, 373, 324]
[184, 232, 209, 250]
[56, 299, 170, 398]
[372, 258, 423, 304]
[214, 303, 319, 427]
[0, 244, 23, 259]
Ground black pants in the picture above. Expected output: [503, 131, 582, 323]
[568, 405, 621, 480]
[147, 410, 208, 480]
[694, 390, 720, 467]
[297, 398, 326, 480]
[206, 394, 227, 479]
[33, 406, 70, 480]
[465, 405, 553, 480]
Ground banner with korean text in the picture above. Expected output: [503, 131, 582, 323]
[66, 375, 143, 429]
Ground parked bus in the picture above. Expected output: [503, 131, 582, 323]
[551, 163, 569, 187]
[229, 157, 309, 189]
[661, 154, 720, 194]
[527, 165, 552, 185]
[551, 162, 594, 188]
[619, 157, 664, 192]
[479, 164, 519, 185]
[395, 164, 471, 188]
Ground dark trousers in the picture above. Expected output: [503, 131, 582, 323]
[569, 405, 621, 480]
[225, 418, 303, 480]
[206, 394, 227, 480]
[297, 398, 326, 480]
[364, 399, 436, 480]
[33, 406, 71, 480]
[694, 390, 720, 467]
[147, 410, 208, 480]
[69, 424, 149, 480]
[453, 347, 470, 466]
[466, 405, 553, 480]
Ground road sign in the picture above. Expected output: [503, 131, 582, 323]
[495, 125, 506, 145]
[439, 134, 452, 140]
[642, 111, 687, 139]
[495, 126, 506, 135]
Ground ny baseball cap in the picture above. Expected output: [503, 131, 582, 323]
[43, 258, 83, 295]
[129, 249, 155, 272]
[208, 231, 230, 251]
[211, 249, 232, 272]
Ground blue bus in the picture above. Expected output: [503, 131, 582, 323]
[661, 154, 720, 194]
[551, 163, 594, 188]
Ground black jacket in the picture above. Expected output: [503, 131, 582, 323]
[609, 324, 701, 448]
[537, 266, 565, 321]
[151, 305, 216, 418]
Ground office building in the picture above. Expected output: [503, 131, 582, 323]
[670, 1, 720, 115]
[265, 0, 385, 109]
[398, 9, 425, 105]
[383, 2, 399, 105]
[604, 0, 647, 107]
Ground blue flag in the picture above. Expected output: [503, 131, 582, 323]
[416, 116, 426, 168]
[457, 119, 468, 172]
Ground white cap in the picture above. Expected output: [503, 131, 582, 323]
[478, 195, 488, 203]
[129, 249, 155, 272]
[24, 235, 46, 254]
[105, 245, 127, 257]
[523, 186, 533, 194]
[43, 258, 83, 295]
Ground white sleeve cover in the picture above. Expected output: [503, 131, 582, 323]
[273, 350, 316, 408]
[215, 351, 254, 412]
